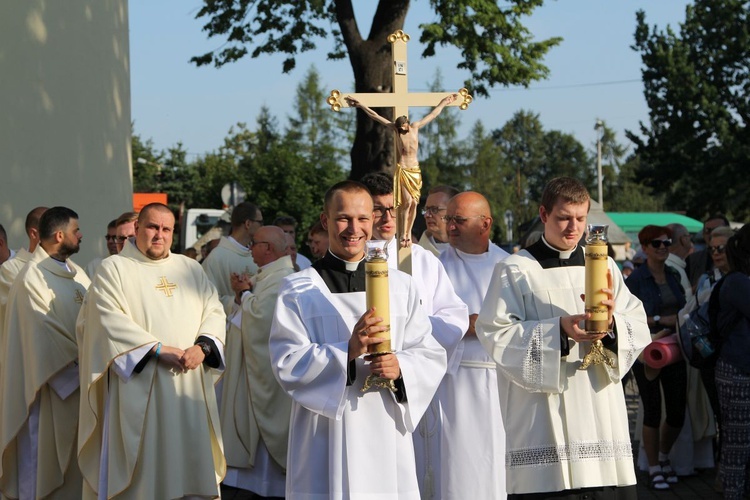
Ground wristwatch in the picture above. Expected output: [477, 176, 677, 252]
[653, 315, 661, 324]
[196, 341, 211, 357]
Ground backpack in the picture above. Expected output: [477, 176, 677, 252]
[678, 275, 728, 369]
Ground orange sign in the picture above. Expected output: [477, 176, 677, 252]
[133, 193, 168, 212]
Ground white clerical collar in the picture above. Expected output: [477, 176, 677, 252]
[431, 236, 450, 252]
[51, 258, 72, 273]
[228, 235, 248, 250]
[327, 249, 364, 271]
[541, 235, 576, 259]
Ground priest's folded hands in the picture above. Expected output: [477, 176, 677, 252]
[180, 344, 207, 370]
[151, 344, 186, 371]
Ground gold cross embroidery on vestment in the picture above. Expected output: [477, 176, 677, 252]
[155, 276, 177, 297]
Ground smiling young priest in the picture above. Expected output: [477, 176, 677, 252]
[269, 180, 447, 499]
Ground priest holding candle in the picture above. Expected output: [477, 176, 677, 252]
[476, 177, 651, 498]
[269, 180, 447, 499]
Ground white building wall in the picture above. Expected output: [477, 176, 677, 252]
[0, 0, 133, 266]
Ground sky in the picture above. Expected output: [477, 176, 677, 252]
[128, 0, 693, 160]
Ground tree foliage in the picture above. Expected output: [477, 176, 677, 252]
[628, 1, 750, 220]
[191, 0, 561, 176]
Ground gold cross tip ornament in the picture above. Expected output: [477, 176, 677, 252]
[155, 276, 178, 297]
[387, 30, 411, 43]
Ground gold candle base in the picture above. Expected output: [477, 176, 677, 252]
[579, 339, 616, 370]
[362, 352, 398, 393]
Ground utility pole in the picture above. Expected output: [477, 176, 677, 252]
[594, 120, 603, 207]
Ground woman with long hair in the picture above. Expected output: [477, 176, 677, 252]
[715, 223, 750, 499]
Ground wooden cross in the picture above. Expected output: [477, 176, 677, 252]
[327, 30, 472, 274]
[155, 276, 177, 297]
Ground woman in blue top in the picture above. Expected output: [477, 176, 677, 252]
[715, 223, 750, 500]
[626, 225, 687, 491]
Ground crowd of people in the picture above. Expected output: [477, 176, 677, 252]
[0, 177, 748, 499]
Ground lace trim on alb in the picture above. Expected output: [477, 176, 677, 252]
[522, 322, 544, 391]
[507, 440, 633, 468]
[624, 319, 635, 371]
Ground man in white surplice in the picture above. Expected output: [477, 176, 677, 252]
[269, 181, 447, 499]
[202, 201, 262, 314]
[77, 203, 226, 499]
[220, 225, 296, 497]
[438, 191, 510, 499]
[360, 173, 468, 499]
[476, 177, 651, 499]
[0, 206, 89, 499]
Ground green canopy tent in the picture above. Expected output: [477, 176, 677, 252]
[606, 212, 703, 234]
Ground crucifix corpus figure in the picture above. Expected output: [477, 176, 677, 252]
[345, 94, 458, 248]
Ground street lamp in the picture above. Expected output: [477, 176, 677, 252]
[594, 120, 604, 208]
[136, 157, 163, 170]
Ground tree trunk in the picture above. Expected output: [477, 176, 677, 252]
[335, 0, 410, 180]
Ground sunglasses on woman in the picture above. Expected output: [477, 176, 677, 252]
[649, 239, 672, 249]
[709, 244, 726, 255]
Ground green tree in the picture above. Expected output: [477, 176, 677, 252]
[227, 106, 345, 246]
[462, 121, 513, 244]
[628, 1, 750, 220]
[595, 121, 662, 212]
[419, 69, 467, 190]
[131, 130, 162, 193]
[491, 111, 546, 224]
[191, 0, 561, 177]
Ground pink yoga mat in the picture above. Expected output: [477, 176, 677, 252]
[643, 333, 682, 369]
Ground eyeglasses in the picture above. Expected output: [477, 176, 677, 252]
[709, 244, 726, 255]
[105, 235, 117, 241]
[441, 215, 486, 225]
[421, 206, 447, 217]
[373, 206, 396, 219]
[250, 240, 270, 248]
[116, 235, 129, 242]
[649, 239, 672, 249]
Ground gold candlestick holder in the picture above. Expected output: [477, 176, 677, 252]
[580, 224, 616, 370]
[362, 240, 397, 393]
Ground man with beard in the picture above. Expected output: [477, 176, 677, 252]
[345, 94, 457, 247]
[269, 181, 447, 498]
[0, 206, 89, 499]
[78, 203, 226, 499]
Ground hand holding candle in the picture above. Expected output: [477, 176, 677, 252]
[580, 224, 616, 370]
[362, 240, 397, 392]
